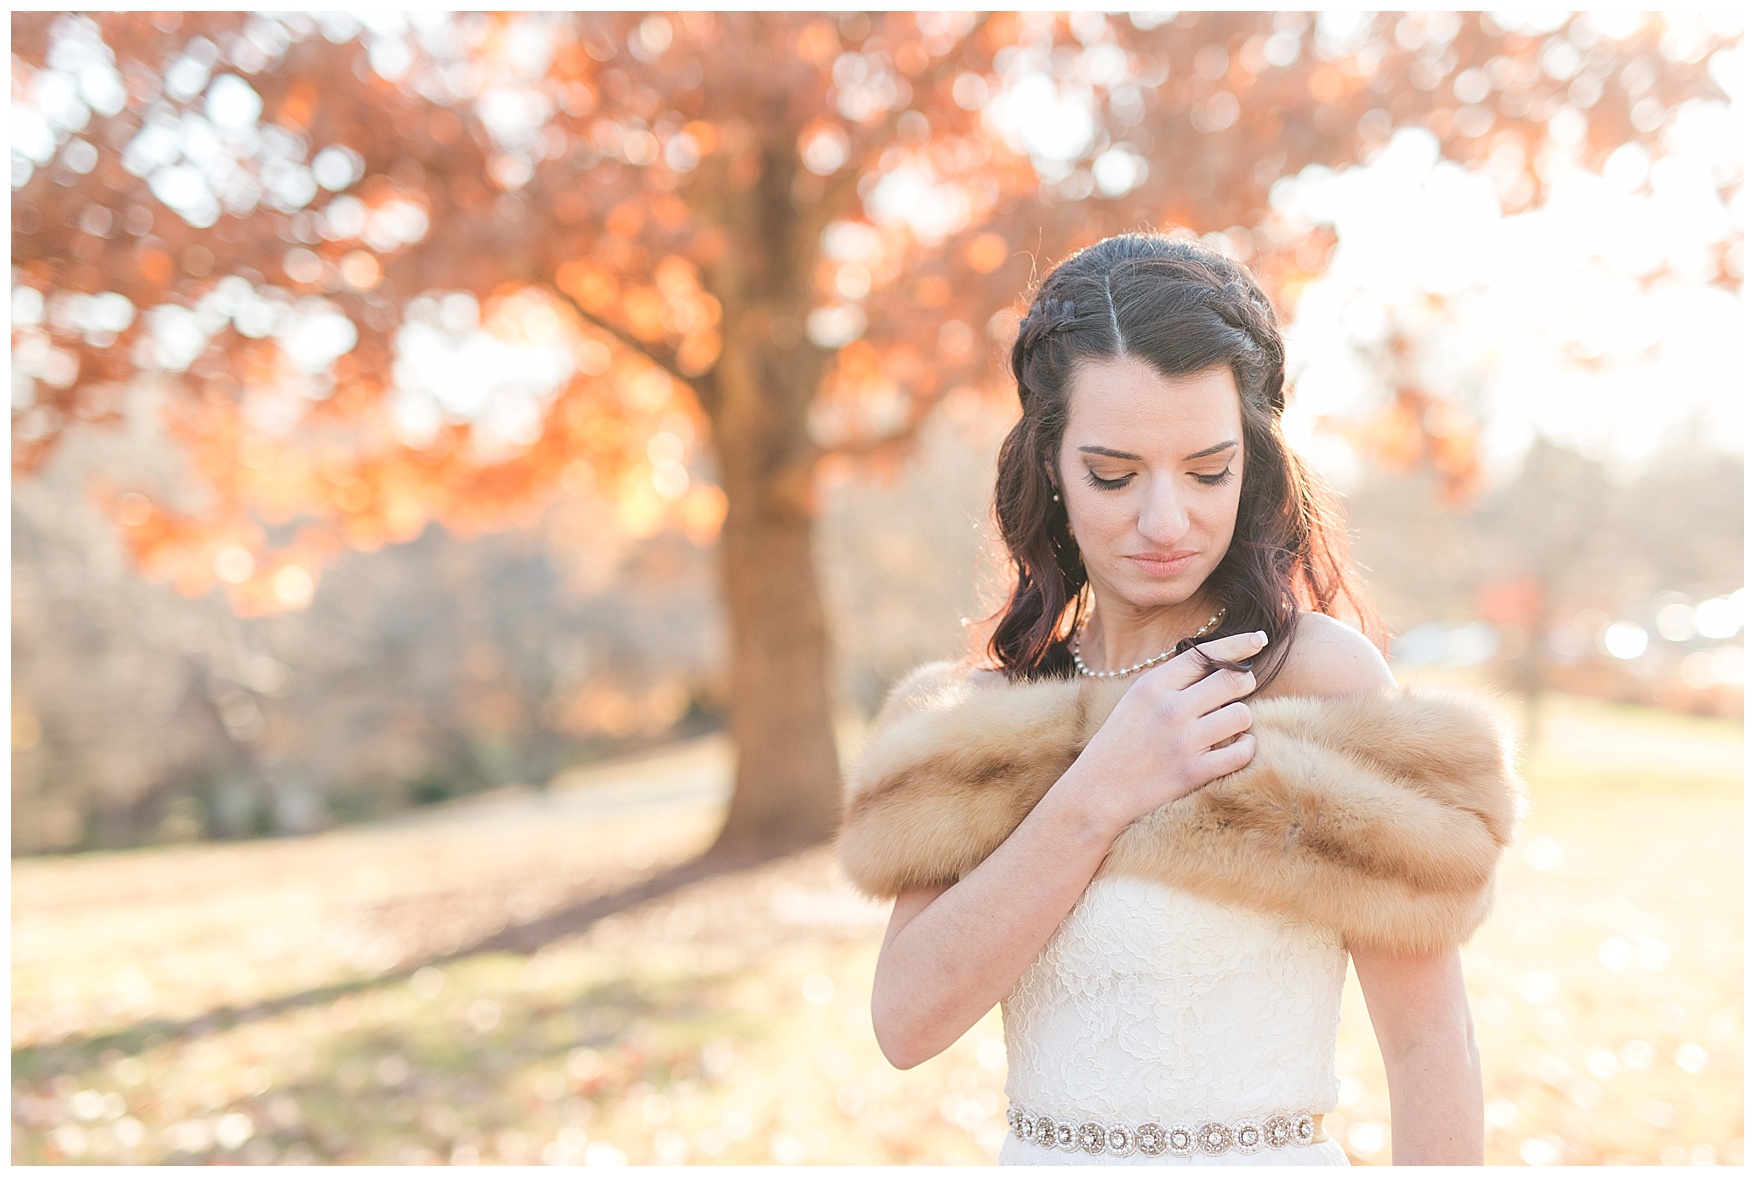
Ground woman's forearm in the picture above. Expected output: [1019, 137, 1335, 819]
[870, 763, 1121, 1069]
[867, 636, 1265, 1070]
[1384, 1038, 1484, 1164]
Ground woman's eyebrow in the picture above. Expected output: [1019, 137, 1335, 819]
[1075, 440, 1239, 462]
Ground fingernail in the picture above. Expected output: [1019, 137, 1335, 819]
[1252, 630, 1268, 644]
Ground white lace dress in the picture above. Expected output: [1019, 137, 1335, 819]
[997, 876, 1352, 1166]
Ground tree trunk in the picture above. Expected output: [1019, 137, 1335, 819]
[697, 126, 848, 859]
[700, 281, 842, 857]
[708, 476, 843, 857]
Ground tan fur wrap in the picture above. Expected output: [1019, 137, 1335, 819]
[838, 661, 1526, 954]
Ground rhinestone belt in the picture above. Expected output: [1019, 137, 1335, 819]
[1007, 1104, 1328, 1158]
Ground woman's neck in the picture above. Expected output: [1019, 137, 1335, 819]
[1077, 591, 1223, 673]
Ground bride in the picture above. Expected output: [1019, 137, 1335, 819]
[840, 235, 1517, 1165]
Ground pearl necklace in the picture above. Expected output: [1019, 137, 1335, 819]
[1070, 607, 1227, 678]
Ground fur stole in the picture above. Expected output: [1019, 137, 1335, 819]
[838, 661, 1526, 954]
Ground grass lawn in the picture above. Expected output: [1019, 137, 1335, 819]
[11, 691, 1742, 1165]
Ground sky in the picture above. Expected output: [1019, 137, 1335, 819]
[1276, 69, 1744, 487]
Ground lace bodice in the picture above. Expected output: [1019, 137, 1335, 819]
[998, 876, 1350, 1165]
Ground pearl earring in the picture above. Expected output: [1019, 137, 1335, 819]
[1052, 491, 1061, 502]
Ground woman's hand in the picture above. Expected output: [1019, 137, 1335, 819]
[870, 629, 1268, 1070]
[1068, 629, 1269, 836]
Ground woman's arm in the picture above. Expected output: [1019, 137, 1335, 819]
[1270, 612, 1485, 1164]
[870, 631, 1269, 1069]
[870, 786, 1131, 1070]
[1351, 945, 1484, 1164]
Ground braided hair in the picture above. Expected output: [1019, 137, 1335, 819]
[987, 232, 1382, 683]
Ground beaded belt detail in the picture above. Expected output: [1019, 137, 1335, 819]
[1007, 1105, 1327, 1158]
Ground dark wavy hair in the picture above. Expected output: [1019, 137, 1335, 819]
[986, 232, 1383, 686]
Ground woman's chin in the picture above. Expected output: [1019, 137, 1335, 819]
[1097, 569, 1203, 610]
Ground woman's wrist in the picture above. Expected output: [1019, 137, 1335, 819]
[1041, 758, 1135, 847]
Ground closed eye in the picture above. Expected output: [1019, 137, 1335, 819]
[1084, 470, 1132, 491]
[1194, 466, 1234, 487]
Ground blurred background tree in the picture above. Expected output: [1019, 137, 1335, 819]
[11, 12, 1740, 855]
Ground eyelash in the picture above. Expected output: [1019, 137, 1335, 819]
[1083, 466, 1234, 491]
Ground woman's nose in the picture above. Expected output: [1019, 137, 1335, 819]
[1136, 475, 1190, 545]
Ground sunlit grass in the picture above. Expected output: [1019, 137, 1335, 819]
[11, 693, 1742, 1165]
[1330, 689, 1744, 1165]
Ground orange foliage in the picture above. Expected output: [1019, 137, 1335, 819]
[964, 233, 1009, 275]
[10, 12, 1732, 614]
[1323, 388, 1482, 507]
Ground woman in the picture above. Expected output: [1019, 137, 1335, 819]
[839, 235, 1517, 1165]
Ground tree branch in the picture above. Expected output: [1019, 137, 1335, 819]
[547, 284, 719, 416]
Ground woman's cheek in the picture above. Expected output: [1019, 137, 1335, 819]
[1083, 494, 1133, 547]
[1213, 495, 1244, 548]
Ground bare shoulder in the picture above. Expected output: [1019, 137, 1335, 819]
[1261, 612, 1396, 700]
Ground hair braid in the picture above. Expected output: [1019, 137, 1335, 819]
[984, 231, 1382, 682]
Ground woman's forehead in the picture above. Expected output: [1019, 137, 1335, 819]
[1063, 358, 1241, 450]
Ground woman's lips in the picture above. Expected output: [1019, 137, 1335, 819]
[1125, 551, 1197, 576]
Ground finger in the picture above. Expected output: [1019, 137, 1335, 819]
[1146, 630, 1268, 690]
[1181, 665, 1257, 715]
[1195, 731, 1257, 784]
[1193, 629, 1270, 662]
[1192, 699, 1252, 748]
